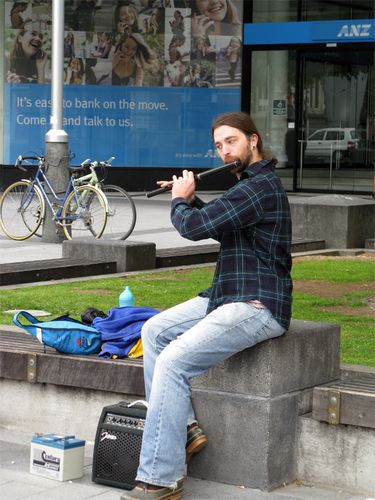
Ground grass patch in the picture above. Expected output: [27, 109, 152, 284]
[0, 258, 374, 366]
[292, 258, 374, 282]
[0, 268, 214, 324]
[291, 257, 375, 366]
[292, 292, 374, 366]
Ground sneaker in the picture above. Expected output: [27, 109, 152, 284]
[186, 424, 207, 463]
[120, 480, 183, 500]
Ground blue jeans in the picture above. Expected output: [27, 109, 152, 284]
[136, 296, 285, 488]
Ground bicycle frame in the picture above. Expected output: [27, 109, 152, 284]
[20, 159, 108, 226]
[0, 155, 111, 241]
[73, 164, 100, 189]
[73, 156, 115, 190]
[66, 157, 137, 241]
[22, 164, 74, 222]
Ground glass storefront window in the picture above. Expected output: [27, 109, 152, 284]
[252, 0, 298, 23]
[250, 45, 375, 194]
[250, 50, 296, 190]
[299, 48, 374, 192]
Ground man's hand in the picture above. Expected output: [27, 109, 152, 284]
[171, 170, 196, 202]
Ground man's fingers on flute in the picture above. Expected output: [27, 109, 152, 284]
[157, 180, 174, 188]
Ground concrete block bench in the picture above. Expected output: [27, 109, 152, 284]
[189, 319, 340, 490]
[0, 319, 340, 491]
[289, 194, 375, 248]
[62, 239, 156, 272]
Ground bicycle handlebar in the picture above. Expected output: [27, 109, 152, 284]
[80, 156, 115, 169]
[15, 153, 115, 174]
[15, 155, 44, 172]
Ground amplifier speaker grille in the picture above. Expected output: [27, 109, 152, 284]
[92, 401, 146, 490]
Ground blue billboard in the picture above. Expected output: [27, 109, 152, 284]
[4, 84, 240, 167]
[3, 0, 243, 167]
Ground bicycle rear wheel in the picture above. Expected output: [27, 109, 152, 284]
[0, 180, 44, 240]
[61, 185, 107, 240]
[100, 184, 136, 240]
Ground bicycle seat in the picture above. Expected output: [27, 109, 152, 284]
[67, 165, 89, 173]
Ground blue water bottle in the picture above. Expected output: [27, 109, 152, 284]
[119, 286, 134, 307]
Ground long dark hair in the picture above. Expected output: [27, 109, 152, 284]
[114, 3, 140, 33]
[211, 112, 264, 155]
[114, 33, 156, 74]
[9, 29, 39, 81]
[66, 57, 85, 83]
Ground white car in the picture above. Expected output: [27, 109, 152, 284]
[305, 127, 359, 162]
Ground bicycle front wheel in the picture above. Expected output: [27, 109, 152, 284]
[0, 180, 44, 240]
[61, 185, 107, 240]
[100, 184, 136, 240]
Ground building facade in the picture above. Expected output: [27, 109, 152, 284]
[1, 1, 374, 194]
[243, 0, 375, 193]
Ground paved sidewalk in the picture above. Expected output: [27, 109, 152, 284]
[1, 191, 330, 288]
[0, 193, 219, 264]
[0, 439, 372, 500]
[0, 191, 327, 265]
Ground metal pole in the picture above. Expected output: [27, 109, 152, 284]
[42, 0, 69, 243]
[329, 143, 333, 191]
[298, 140, 304, 189]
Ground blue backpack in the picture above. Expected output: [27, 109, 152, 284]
[13, 310, 101, 355]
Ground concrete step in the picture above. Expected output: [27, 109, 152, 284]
[0, 258, 117, 286]
[156, 243, 220, 268]
[155, 238, 325, 268]
[300, 366, 375, 494]
[298, 412, 375, 496]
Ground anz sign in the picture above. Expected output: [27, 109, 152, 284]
[337, 24, 372, 38]
[244, 19, 375, 46]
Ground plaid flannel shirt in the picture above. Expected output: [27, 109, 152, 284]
[171, 159, 293, 330]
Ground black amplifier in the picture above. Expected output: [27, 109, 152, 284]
[92, 400, 147, 490]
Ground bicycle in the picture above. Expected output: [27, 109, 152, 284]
[76, 156, 137, 241]
[0, 155, 108, 241]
